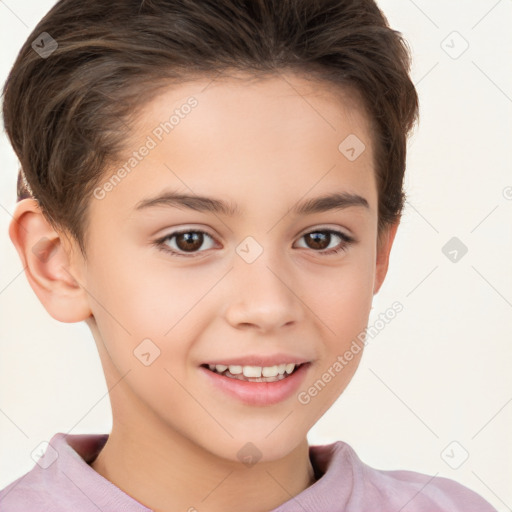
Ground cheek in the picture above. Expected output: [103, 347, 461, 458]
[300, 268, 373, 411]
[87, 244, 180, 329]
[86, 253, 210, 372]
[86, 259, 194, 409]
[312, 252, 375, 334]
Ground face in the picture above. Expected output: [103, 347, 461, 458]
[72, 72, 388, 463]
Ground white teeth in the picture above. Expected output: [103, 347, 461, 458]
[285, 363, 295, 374]
[208, 363, 299, 377]
[262, 365, 279, 377]
[242, 366, 262, 378]
[228, 365, 243, 375]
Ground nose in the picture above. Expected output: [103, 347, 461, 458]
[223, 248, 304, 333]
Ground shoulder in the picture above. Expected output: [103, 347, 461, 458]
[367, 465, 497, 512]
[320, 441, 498, 512]
[0, 432, 109, 512]
[0, 470, 54, 512]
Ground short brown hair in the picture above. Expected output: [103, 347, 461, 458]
[2, 0, 418, 258]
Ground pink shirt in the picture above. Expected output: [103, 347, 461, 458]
[0, 432, 497, 511]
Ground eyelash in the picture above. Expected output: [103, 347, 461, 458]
[153, 228, 355, 258]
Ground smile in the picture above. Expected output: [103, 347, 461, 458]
[200, 362, 311, 406]
[205, 363, 300, 382]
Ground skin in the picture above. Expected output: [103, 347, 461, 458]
[9, 71, 398, 512]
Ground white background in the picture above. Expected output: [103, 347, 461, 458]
[0, 1, 511, 510]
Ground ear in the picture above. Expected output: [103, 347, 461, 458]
[373, 220, 400, 295]
[8, 198, 92, 323]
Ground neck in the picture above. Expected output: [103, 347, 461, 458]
[90, 421, 316, 512]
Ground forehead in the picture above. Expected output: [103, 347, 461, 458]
[138, 71, 372, 150]
[88, 71, 376, 227]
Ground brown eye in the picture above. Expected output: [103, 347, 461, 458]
[155, 229, 217, 257]
[304, 231, 331, 250]
[295, 229, 354, 255]
[175, 232, 204, 252]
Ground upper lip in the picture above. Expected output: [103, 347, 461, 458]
[202, 354, 312, 367]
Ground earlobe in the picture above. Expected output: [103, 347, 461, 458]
[373, 220, 400, 295]
[8, 198, 92, 323]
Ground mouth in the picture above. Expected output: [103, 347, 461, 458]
[199, 361, 312, 406]
[200, 362, 306, 383]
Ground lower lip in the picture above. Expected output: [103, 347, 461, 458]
[199, 363, 311, 406]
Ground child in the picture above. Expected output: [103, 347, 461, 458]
[0, 0, 498, 510]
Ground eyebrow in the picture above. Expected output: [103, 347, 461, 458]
[134, 190, 369, 216]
